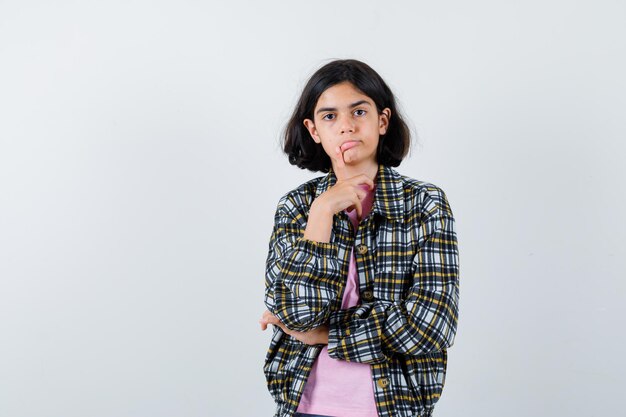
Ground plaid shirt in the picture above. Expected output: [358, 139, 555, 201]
[263, 164, 460, 417]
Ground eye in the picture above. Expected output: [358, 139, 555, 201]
[354, 109, 366, 116]
[322, 113, 335, 121]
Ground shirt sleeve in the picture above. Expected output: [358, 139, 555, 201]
[326, 212, 460, 363]
[264, 195, 345, 333]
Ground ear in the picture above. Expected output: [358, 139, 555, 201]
[378, 108, 391, 135]
[303, 119, 321, 143]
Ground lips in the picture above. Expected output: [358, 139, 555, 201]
[340, 140, 360, 152]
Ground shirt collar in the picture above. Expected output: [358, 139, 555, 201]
[314, 164, 405, 223]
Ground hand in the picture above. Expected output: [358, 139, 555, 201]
[312, 146, 375, 220]
[259, 310, 329, 346]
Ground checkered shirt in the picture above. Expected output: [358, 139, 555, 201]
[263, 164, 460, 417]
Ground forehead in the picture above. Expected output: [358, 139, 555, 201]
[315, 81, 373, 108]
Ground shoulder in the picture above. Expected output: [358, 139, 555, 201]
[395, 170, 454, 219]
[273, 176, 323, 221]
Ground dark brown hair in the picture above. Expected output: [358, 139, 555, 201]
[282, 59, 411, 172]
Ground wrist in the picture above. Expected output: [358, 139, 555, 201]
[304, 201, 334, 243]
[310, 199, 334, 218]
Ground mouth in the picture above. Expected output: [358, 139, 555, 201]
[340, 140, 360, 152]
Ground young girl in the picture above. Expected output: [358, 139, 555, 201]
[258, 59, 460, 417]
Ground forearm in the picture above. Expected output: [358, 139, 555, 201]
[303, 201, 334, 243]
[266, 233, 343, 332]
[327, 293, 458, 363]
[327, 215, 460, 362]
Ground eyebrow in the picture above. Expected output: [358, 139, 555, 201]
[316, 99, 371, 114]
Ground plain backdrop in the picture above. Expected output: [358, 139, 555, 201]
[1, 1, 625, 416]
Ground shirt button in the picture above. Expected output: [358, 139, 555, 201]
[362, 290, 374, 301]
[357, 244, 368, 254]
[377, 378, 390, 388]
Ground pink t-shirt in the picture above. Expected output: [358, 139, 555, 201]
[296, 182, 379, 417]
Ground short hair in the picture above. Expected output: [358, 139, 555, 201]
[282, 59, 411, 172]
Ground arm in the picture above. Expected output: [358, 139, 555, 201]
[264, 196, 344, 333]
[327, 213, 460, 363]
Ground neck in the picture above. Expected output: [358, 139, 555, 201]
[332, 159, 379, 182]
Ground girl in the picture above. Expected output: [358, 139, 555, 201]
[259, 59, 460, 417]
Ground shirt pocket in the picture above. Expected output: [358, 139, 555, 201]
[373, 269, 413, 302]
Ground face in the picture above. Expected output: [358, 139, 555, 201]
[303, 81, 390, 169]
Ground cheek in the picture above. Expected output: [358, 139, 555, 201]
[319, 141, 337, 157]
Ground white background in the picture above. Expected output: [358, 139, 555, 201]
[1, 1, 624, 416]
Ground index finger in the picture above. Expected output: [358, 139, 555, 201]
[349, 174, 375, 190]
[334, 145, 348, 179]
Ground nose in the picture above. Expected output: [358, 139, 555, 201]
[339, 114, 355, 134]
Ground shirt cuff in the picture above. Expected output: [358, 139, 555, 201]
[295, 236, 338, 258]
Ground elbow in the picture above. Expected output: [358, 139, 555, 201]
[405, 321, 457, 355]
[415, 288, 459, 353]
[426, 303, 459, 352]
[436, 320, 458, 350]
[401, 300, 459, 355]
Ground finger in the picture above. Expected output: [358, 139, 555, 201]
[259, 316, 271, 330]
[354, 174, 375, 190]
[354, 199, 363, 220]
[263, 310, 277, 322]
[344, 147, 357, 164]
[275, 321, 292, 335]
[335, 145, 346, 167]
[334, 145, 347, 179]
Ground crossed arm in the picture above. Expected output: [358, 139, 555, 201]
[260, 198, 459, 362]
[259, 309, 328, 345]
